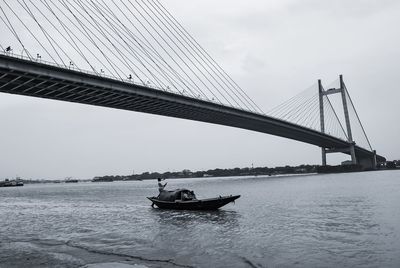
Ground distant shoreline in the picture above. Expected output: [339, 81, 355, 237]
[9, 163, 399, 184]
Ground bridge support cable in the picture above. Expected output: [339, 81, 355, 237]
[28, 0, 96, 72]
[61, 0, 149, 82]
[113, 0, 212, 100]
[4, 0, 117, 77]
[88, 0, 257, 109]
[17, 0, 68, 67]
[76, 0, 168, 89]
[290, 94, 320, 127]
[112, 0, 212, 99]
[150, 0, 265, 114]
[0, 7, 32, 60]
[116, 0, 262, 112]
[0, 0, 264, 113]
[118, 0, 245, 109]
[68, 0, 167, 89]
[141, 0, 263, 112]
[267, 83, 331, 131]
[50, 0, 124, 80]
[58, 0, 192, 93]
[104, 0, 209, 99]
[267, 82, 348, 140]
[140, 0, 256, 113]
[112, 2, 210, 98]
[89, 0, 197, 96]
[125, 0, 258, 111]
[323, 95, 348, 141]
[278, 93, 316, 122]
[0, 1, 60, 64]
[343, 83, 373, 151]
[134, 0, 238, 106]
[38, 0, 120, 77]
[268, 84, 317, 119]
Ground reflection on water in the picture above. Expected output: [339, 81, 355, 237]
[1, 171, 400, 267]
[151, 209, 240, 227]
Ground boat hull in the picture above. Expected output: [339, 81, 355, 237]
[147, 195, 240, 210]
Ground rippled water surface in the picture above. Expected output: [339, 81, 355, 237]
[1, 170, 400, 268]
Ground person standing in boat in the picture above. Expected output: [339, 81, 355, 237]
[157, 178, 167, 193]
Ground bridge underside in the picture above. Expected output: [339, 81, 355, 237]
[0, 55, 385, 165]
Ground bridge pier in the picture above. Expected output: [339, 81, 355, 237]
[357, 157, 376, 170]
[321, 148, 327, 166]
[357, 150, 378, 170]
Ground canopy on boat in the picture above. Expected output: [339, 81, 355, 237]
[158, 189, 196, 202]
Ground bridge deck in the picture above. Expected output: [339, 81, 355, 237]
[0, 55, 385, 162]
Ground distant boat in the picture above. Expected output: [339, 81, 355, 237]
[15, 178, 24, 186]
[92, 177, 113, 182]
[148, 189, 240, 210]
[65, 179, 79, 183]
[123, 177, 143, 181]
[0, 177, 24, 187]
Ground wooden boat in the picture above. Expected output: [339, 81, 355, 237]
[147, 189, 240, 210]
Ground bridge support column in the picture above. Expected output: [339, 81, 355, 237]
[340, 75, 357, 165]
[320, 75, 359, 165]
[321, 148, 327, 166]
[349, 143, 356, 165]
[318, 80, 327, 166]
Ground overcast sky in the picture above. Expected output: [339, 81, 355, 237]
[0, 0, 399, 180]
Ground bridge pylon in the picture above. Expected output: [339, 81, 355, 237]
[318, 75, 358, 166]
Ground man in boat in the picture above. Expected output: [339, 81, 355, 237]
[157, 178, 167, 193]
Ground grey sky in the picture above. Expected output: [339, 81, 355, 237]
[0, 0, 399, 179]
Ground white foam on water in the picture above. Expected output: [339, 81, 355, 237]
[83, 263, 148, 268]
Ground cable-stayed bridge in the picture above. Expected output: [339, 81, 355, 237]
[0, 0, 385, 168]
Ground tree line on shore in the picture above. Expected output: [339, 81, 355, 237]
[94, 164, 319, 182]
[93, 160, 400, 182]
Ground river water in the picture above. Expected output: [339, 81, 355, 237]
[1, 170, 400, 268]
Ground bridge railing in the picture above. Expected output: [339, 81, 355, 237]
[0, 50, 181, 93]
